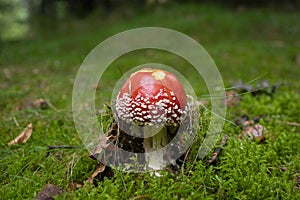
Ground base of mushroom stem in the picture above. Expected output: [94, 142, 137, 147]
[90, 120, 189, 173]
[144, 151, 178, 171]
[142, 125, 172, 170]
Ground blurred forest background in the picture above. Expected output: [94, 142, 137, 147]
[1, 0, 300, 41]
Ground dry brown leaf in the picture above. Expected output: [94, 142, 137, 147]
[8, 123, 33, 146]
[86, 163, 106, 184]
[239, 122, 268, 143]
[35, 184, 64, 200]
[243, 124, 267, 139]
[89, 122, 118, 160]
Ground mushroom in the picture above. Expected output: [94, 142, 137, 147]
[114, 68, 188, 170]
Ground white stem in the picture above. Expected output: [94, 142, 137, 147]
[143, 125, 168, 170]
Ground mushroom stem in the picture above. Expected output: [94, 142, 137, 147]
[143, 125, 168, 170]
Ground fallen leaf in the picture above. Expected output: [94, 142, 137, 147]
[239, 122, 268, 143]
[235, 116, 270, 143]
[89, 122, 118, 160]
[243, 124, 267, 140]
[86, 163, 106, 184]
[35, 184, 64, 200]
[8, 123, 33, 146]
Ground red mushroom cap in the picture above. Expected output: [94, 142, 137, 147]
[115, 68, 187, 126]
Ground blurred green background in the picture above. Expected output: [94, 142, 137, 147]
[1, 0, 300, 110]
[1, 0, 300, 40]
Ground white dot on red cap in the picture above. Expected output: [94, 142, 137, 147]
[152, 110, 158, 114]
[163, 99, 170, 103]
[148, 105, 154, 109]
[135, 107, 141, 112]
[136, 117, 144, 121]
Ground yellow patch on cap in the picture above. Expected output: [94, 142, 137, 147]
[130, 68, 154, 77]
[130, 68, 166, 80]
[152, 71, 166, 80]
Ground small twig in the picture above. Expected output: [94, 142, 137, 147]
[263, 118, 300, 127]
[48, 146, 80, 150]
[187, 134, 228, 176]
[46, 146, 80, 158]
[285, 122, 300, 127]
[181, 146, 191, 175]
[274, 120, 300, 127]
[208, 134, 229, 165]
